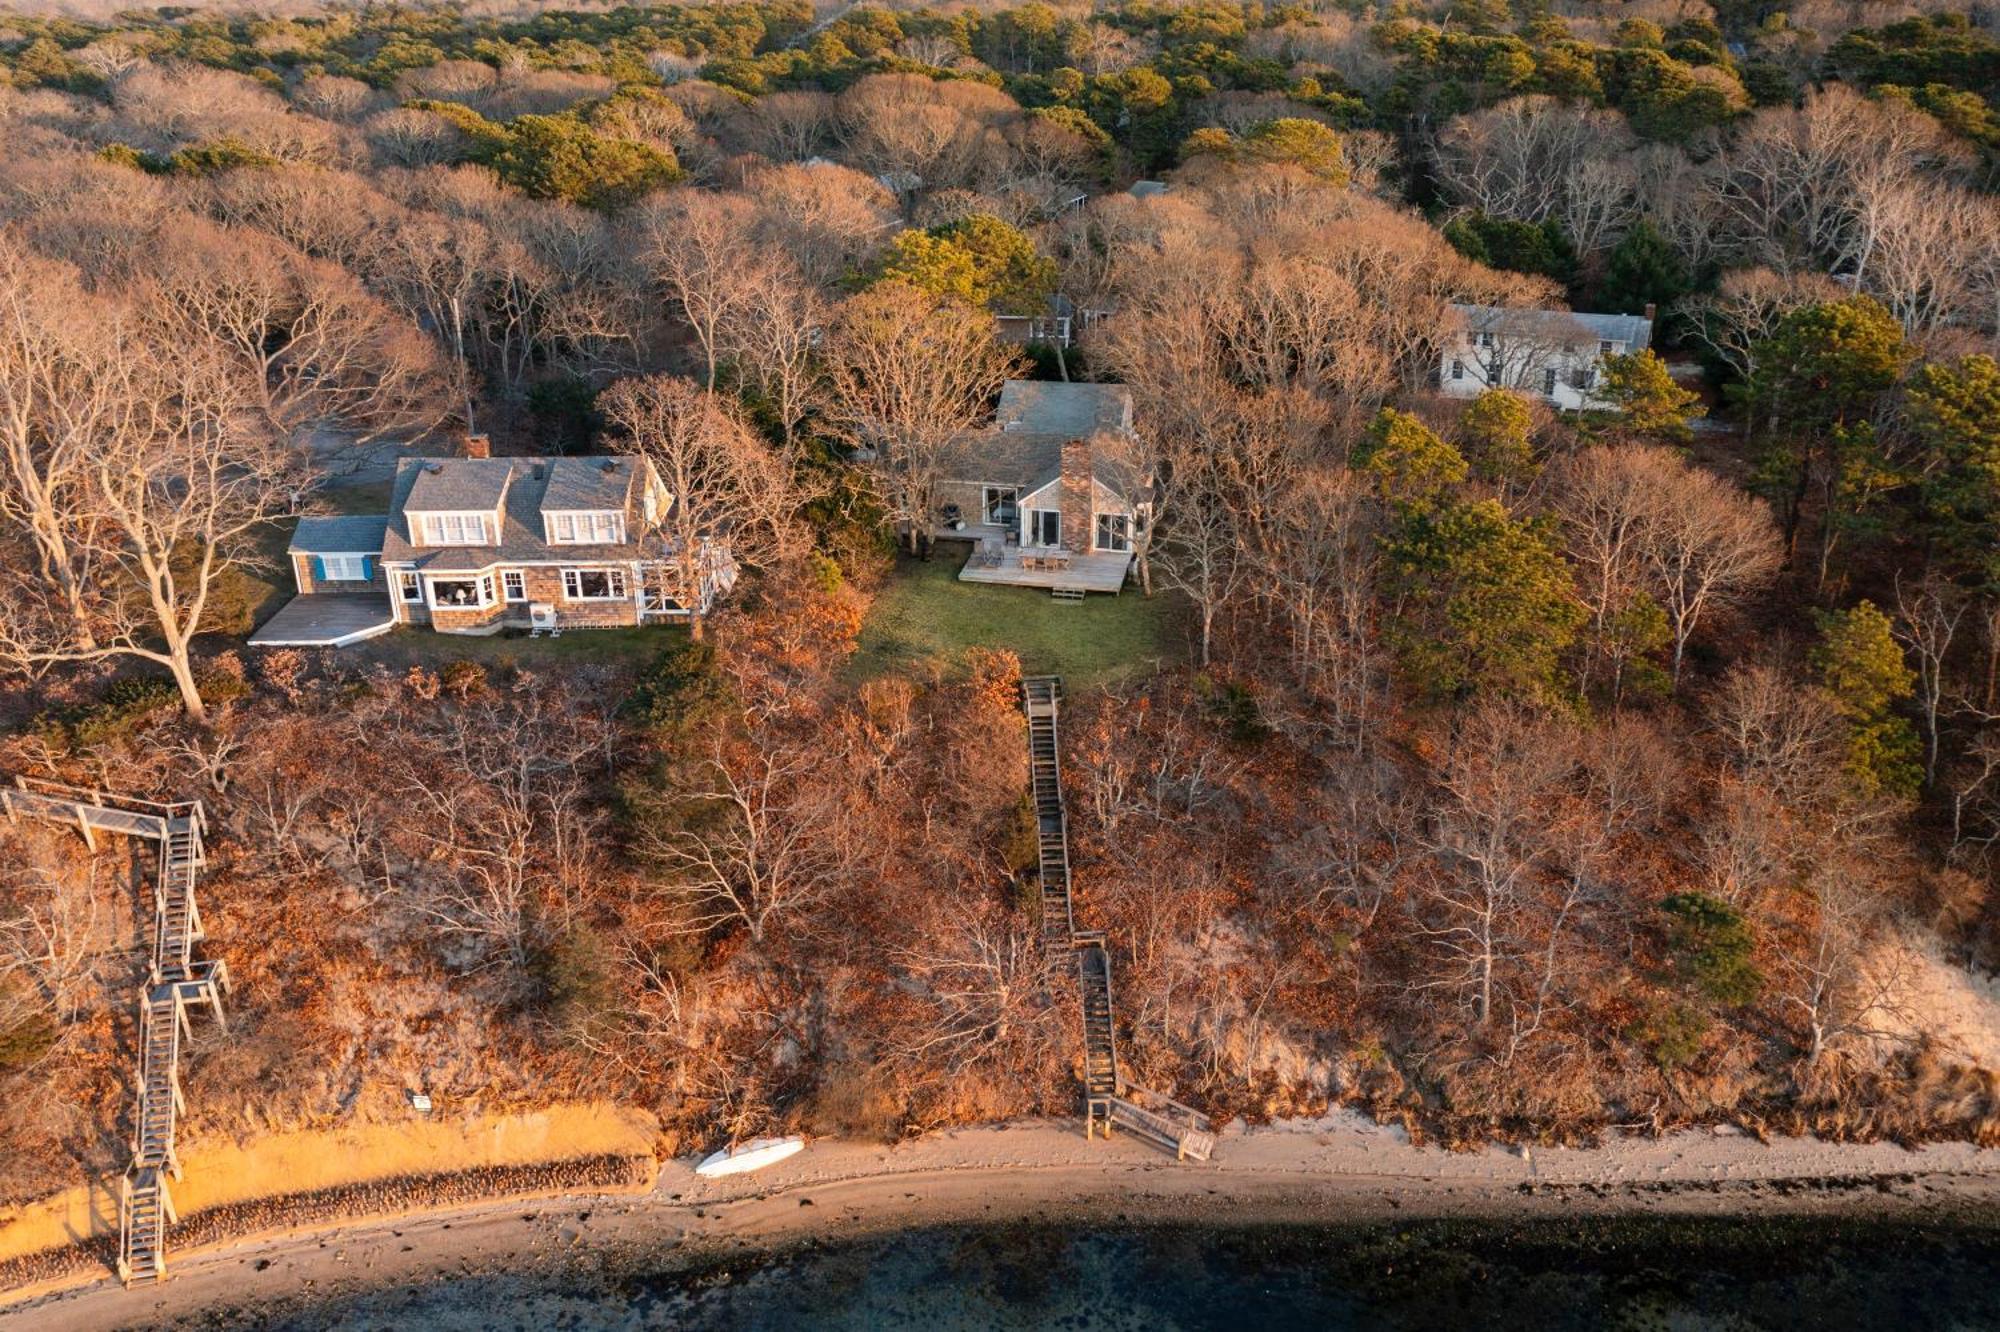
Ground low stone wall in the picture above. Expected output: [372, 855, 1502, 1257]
[0, 1153, 654, 1300]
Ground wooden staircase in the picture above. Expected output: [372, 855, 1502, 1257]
[3, 777, 225, 1285]
[1017, 681, 1215, 1164]
[1022, 676, 1074, 954]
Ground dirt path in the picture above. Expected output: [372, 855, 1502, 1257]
[7, 1112, 2000, 1330]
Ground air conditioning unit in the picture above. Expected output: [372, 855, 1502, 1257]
[528, 603, 559, 638]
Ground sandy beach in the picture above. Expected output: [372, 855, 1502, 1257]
[5, 1111, 1999, 1330]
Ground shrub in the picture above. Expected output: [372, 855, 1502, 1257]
[1661, 891, 1762, 1006]
[536, 922, 618, 1043]
[1627, 999, 1709, 1070]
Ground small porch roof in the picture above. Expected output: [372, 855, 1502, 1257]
[289, 515, 389, 556]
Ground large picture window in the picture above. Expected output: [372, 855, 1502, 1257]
[429, 575, 495, 608]
[562, 568, 628, 601]
[1095, 514, 1131, 552]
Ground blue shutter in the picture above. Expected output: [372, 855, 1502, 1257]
[360, 556, 373, 582]
[312, 556, 327, 582]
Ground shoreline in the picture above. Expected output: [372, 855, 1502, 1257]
[6, 1112, 2000, 1328]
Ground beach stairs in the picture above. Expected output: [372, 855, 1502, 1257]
[1022, 677, 1074, 959]
[2, 777, 224, 1286]
[1074, 934, 1216, 1162]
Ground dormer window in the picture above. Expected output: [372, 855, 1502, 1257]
[547, 510, 626, 545]
[416, 512, 494, 546]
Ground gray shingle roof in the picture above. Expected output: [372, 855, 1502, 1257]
[289, 515, 390, 555]
[1449, 303, 1654, 350]
[995, 380, 1133, 438]
[379, 454, 661, 568]
[404, 458, 515, 513]
[941, 381, 1149, 504]
[543, 457, 638, 512]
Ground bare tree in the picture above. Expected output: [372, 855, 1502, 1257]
[717, 261, 824, 448]
[1892, 574, 1965, 785]
[599, 374, 806, 641]
[633, 730, 849, 945]
[635, 191, 759, 391]
[817, 281, 1020, 552]
[0, 285, 295, 721]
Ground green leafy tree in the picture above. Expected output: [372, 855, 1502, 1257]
[1746, 297, 1909, 561]
[1381, 497, 1584, 703]
[1181, 117, 1349, 184]
[1442, 212, 1574, 283]
[491, 114, 679, 209]
[1353, 408, 1469, 503]
[1660, 892, 1763, 1006]
[1598, 220, 1688, 318]
[1597, 349, 1701, 443]
[1455, 390, 1537, 489]
[874, 214, 1058, 315]
[1910, 355, 2000, 580]
[1811, 600, 1922, 798]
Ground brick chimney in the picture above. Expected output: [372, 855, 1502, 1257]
[1642, 303, 1657, 324]
[1059, 437, 1093, 553]
[464, 433, 491, 460]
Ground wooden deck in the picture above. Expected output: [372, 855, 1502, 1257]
[946, 535, 1132, 594]
[248, 594, 397, 648]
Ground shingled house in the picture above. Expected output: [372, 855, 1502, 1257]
[931, 380, 1151, 596]
[1441, 303, 1655, 411]
[250, 453, 737, 647]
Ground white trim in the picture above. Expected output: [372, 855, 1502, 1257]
[317, 553, 369, 582]
[1026, 508, 1061, 548]
[502, 570, 528, 602]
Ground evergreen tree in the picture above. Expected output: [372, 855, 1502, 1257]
[1811, 600, 1922, 798]
[1598, 349, 1701, 443]
[1599, 220, 1688, 317]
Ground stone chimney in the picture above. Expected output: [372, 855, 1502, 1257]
[1642, 303, 1657, 324]
[464, 433, 491, 460]
[1059, 437, 1093, 553]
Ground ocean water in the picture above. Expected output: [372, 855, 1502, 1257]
[270, 1215, 2000, 1331]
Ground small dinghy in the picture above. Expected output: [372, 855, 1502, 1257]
[695, 1136, 805, 1178]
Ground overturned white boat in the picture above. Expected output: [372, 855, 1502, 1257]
[694, 1135, 805, 1178]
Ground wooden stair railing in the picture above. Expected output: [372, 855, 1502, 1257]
[3, 776, 224, 1285]
[1018, 680, 1215, 1165]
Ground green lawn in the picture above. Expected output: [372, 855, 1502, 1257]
[349, 624, 679, 673]
[849, 543, 1187, 688]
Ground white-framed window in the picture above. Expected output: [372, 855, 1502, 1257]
[1542, 367, 1559, 396]
[1095, 514, 1131, 552]
[982, 486, 1018, 525]
[1599, 340, 1616, 356]
[1027, 510, 1061, 548]
[547, 510, 626, 545]
[397, 571, 423, 603]
[419, 512, 493, 546]
[502, 570, 527, 602]
[1475, 331, 1495, 349]
[318, 554, 368, 581]
[562, 568, 629, 601]
[1449, 359, 1465, 381]
[428, 574, 496, 609]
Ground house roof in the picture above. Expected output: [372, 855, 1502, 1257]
[289, 515, 390, 556]
[543, 456, 638, 512]
[941, 380, 1149, 504]
[379, 454, 664, 569]
[1448, 303, 1653, 350]
[404, 457, 515, 513]
[995, 380, 1133, 437]
[1129, 180, 1169, 199]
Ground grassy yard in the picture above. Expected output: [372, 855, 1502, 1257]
[348, 624, 679, 673]
[849, 543, 1187, 688]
